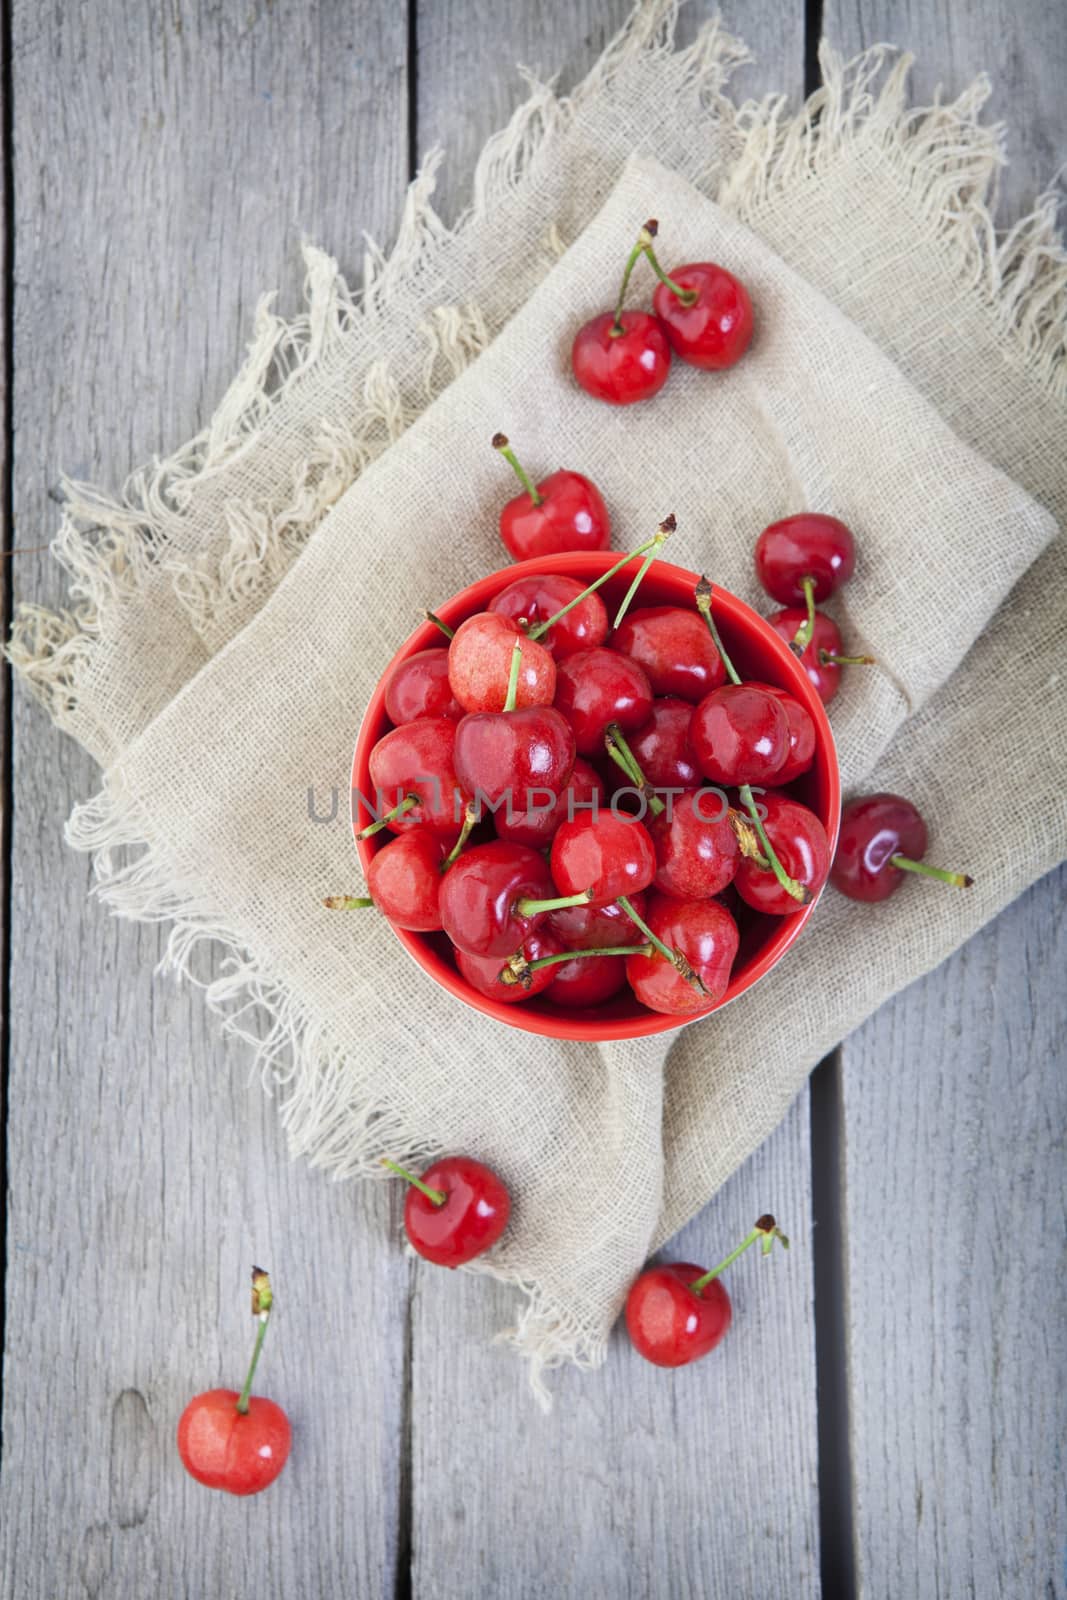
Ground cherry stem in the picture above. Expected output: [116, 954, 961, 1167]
[890, 855, 974, 889]
[492, 433, 542, 506]
[604, 723, 665, 815]
[611, 219, 657, 334]
[502, 942, 653, 986]
[819, 649, 875, 667]
[617, 895, 707, 995]
[525, 523, 672, 641]
[515, 888, 594, 916]
[502, 639, 524, 713]
[728, 808, 770, 869]
[323, 894, 375, 910]
[356, 793, 419, 840]
[689, 1215, 789, 1296]
[425, 610, 454, 640]
[789, 577, 817, 656]
[441, 802, 479, 871]
[236, 1268, 274, 1415]
[694, 577, 741, 686]
[380, 1156, 446, 1206]
[738, 785, 811, 904]
[612, 515, 676, 629]
[640, 237, 698, 306]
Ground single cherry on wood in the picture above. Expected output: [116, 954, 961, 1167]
[625, 1216, 788, 1368]
[766, 606, 873, 706]
[492, 433, 611, 560]
[571, 220, 672, 405]
[755, 513, 856, 655]
[177, 1268, 291, 1496]
[831, 792, 974, 903]
[382, 1155, 511, 1267]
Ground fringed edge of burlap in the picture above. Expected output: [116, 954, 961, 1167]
[15, 15, 1067, 1394]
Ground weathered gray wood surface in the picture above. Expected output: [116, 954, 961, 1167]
[0, 2, 1063, 1597]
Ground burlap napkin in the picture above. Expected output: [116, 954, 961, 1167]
[12, 8, 1066, 1400]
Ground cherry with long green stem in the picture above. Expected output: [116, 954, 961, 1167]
[502, 940, 653, 988]
[831, 792, 974, 903]
[492, 433, 611, 561]
[525, 516, 675, 642]
[613, 219, 663, 331]
[356, 792, 419, 840]
[176, 1268, 291, 1496]
[612, 514, 676, 630]
[382, 1154, 511, 1267]
[754, 513, 856, 655]
[571, 221, 672, 405]
[618, 893, 706, 994]
[604, 722, 665, 816]
[688, 1213, 789, 1294]
[439, 838, 592, 958]
[643, 232, 755, 371]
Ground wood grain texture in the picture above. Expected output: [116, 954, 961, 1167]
[411, 9, 820, 1598]
[0, 3, 410, 1594]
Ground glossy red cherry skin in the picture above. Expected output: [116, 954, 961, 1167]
[767, 607, 844, 705]
[554, 647, 654, 757]
[830, 793, 928, 903]
[652, 262, 753, 370]
[384, 648, 462, 725]
[499, 469, 611, 561]
[488, 572, 609, 662]
[438, 840, 554, 958]
[689, 685, 789, 787]
[366, 831, 448, 930]
[454, 928, 563, 1004]
[571, 310, 672, 405]
[628, 699, 700, 790]
[624, 1263, 731, 1367]
[547, 890, 646, 950]
[735, 792, 831, 915]
[755, 513, 856, 605]
[447, 612, 556, 713]
[612, 606, 725, 701]
[402, 1155, 511, 1267]
[550, 811, 656, 907]
[748, 682, 815, 785]
[367, 717, 469, 836]
[650, 790, 739, 900]
[454, 705, 575, 810]
[177, 1390, 291, 1496]
[548, 952, 629, 1008]
[626, 894, 739, 1015]
[494, 757, 605, 849]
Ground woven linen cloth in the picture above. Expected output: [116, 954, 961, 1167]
[11, 6, 1067, 1399]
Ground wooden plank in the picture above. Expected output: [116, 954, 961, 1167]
[410, 9, 820, 1597]
[0, 3, 410, 1595]
[823, 3, 1067, 1591]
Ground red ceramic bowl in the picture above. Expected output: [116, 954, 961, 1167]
[352, 551, 840, 1042]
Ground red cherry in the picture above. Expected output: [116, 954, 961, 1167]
[689, 684, 789, 787]
[455, 927, 563, 1003]
[571, 310, 671, 405]
[649, 791, 739, 900]
[494, 756, 605, 849]
[755, 513, 856, 606]
[389, 1155, 511, 1268]
[747, 682, 815, 786]
[492, 433, 610, 559]
[612, 606, 726, 701]
[548, 951, 629, 1008]
[767, 607, 843, 704]
[651, 261, 753, 369]
[625, 894, 739, 1015]
[627, 699, 700, 790]
[366, 830, 449, 930]
[546, 890, 646, 949]
[453, 705, 575, 810]
[488, 573, 609, 660]
[624, 1263, 731, 1367]
[439, 839, 581, 958]
[734, 792, 830, 915]
[550, 811, 656, 907]
[555, 647, 653, 756]
[178, 1390, 291, 1496]
[447, 612, 556, 713]
[384, 648, 461, 725]
[367, 717, 469, 837]
[831, 792, 973, 903]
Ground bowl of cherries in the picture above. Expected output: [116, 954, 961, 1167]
[348, 531, 840, 1042]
